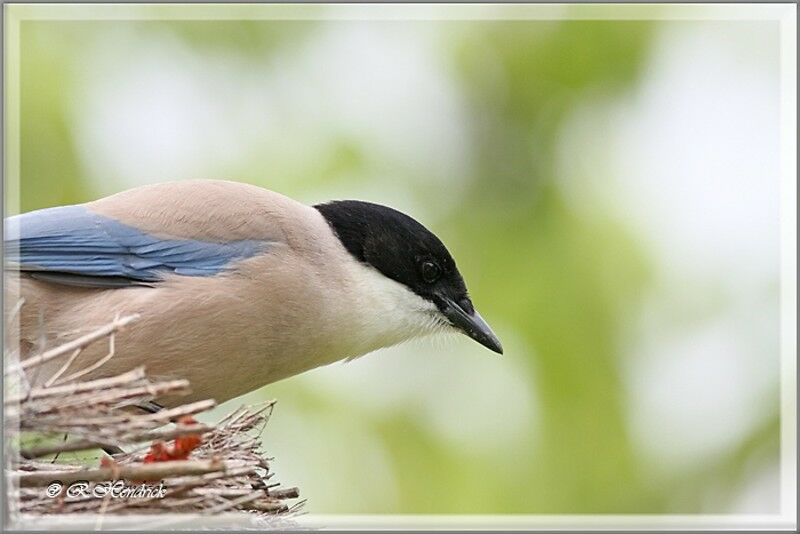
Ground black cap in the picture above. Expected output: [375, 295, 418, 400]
[315, 200, 502, 354]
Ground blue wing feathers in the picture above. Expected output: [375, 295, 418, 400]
[4, 205, 267, 284]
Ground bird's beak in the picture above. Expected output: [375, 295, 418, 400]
[440, 297, 503, 354]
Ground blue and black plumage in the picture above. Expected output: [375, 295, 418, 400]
[4, 205, 267, 288]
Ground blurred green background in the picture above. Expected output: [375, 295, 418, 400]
[10, 10, 782, 515]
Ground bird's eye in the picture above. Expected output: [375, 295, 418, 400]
[420, 261, 441, 283]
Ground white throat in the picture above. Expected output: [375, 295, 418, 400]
[336, 260, 448, 359]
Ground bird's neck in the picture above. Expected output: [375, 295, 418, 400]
[329, 260, 442, 361]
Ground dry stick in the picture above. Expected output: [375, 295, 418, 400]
[6, 297, 25, 327]
[287, 499, 307, 514]
[102, 494, 208, 515]
[6, 311, 295, 514]
[15, 459, 225, 487]
[269, 487, 300, 500]
[243, 501, 290, 513]
[28, 400, 216, 428]
[112, 399, 216, 425]
[10, 381, 193, 424]
[201, 490, 265, 515]
[5, 314, 139, 375]
[42, 347, 84, 388]
[52, 330, 116, 385]
[43, 325, 118, 387]
[16, 461, 85, 472]
[191, 488, 255, 498]
[13, 399, 298, 516]
[165, 466, 257, 493]
[4, 368, 147, 404]
[41, 379, 191, 411]
[96, 466, 259, 514]
[20, 423, 215, 460]
[40, 311, 120, 387]
[214, 401, 273, 429]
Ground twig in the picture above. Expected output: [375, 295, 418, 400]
[20, 423, 214, 460]
[51, 328, 116, 385]
[269, 487, 300, 499]
[6, 297, 25, 327]
[7, 323, 299, 519]
[42, 348, 84, 388]
[201, 490, 264, 515]
[4, 368, 147, 404]
[35, 380, 191, 412]
[26, 400, 215, 428]
[243, 501, 290, 513]
[5, 314, 139, 375]
[15, 459, 225, 487]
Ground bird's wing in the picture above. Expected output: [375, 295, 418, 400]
[4, 205, 269, 288]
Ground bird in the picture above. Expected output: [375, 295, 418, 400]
[4, 179, 502, 407]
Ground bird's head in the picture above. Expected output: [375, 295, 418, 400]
[315, 200, 502, 355]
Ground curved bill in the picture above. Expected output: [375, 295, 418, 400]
[440, 297, 503, 354]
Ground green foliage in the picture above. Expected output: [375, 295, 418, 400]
[440, 21, 658, 512]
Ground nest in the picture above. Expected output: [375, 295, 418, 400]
[4, 307, 303, 523]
